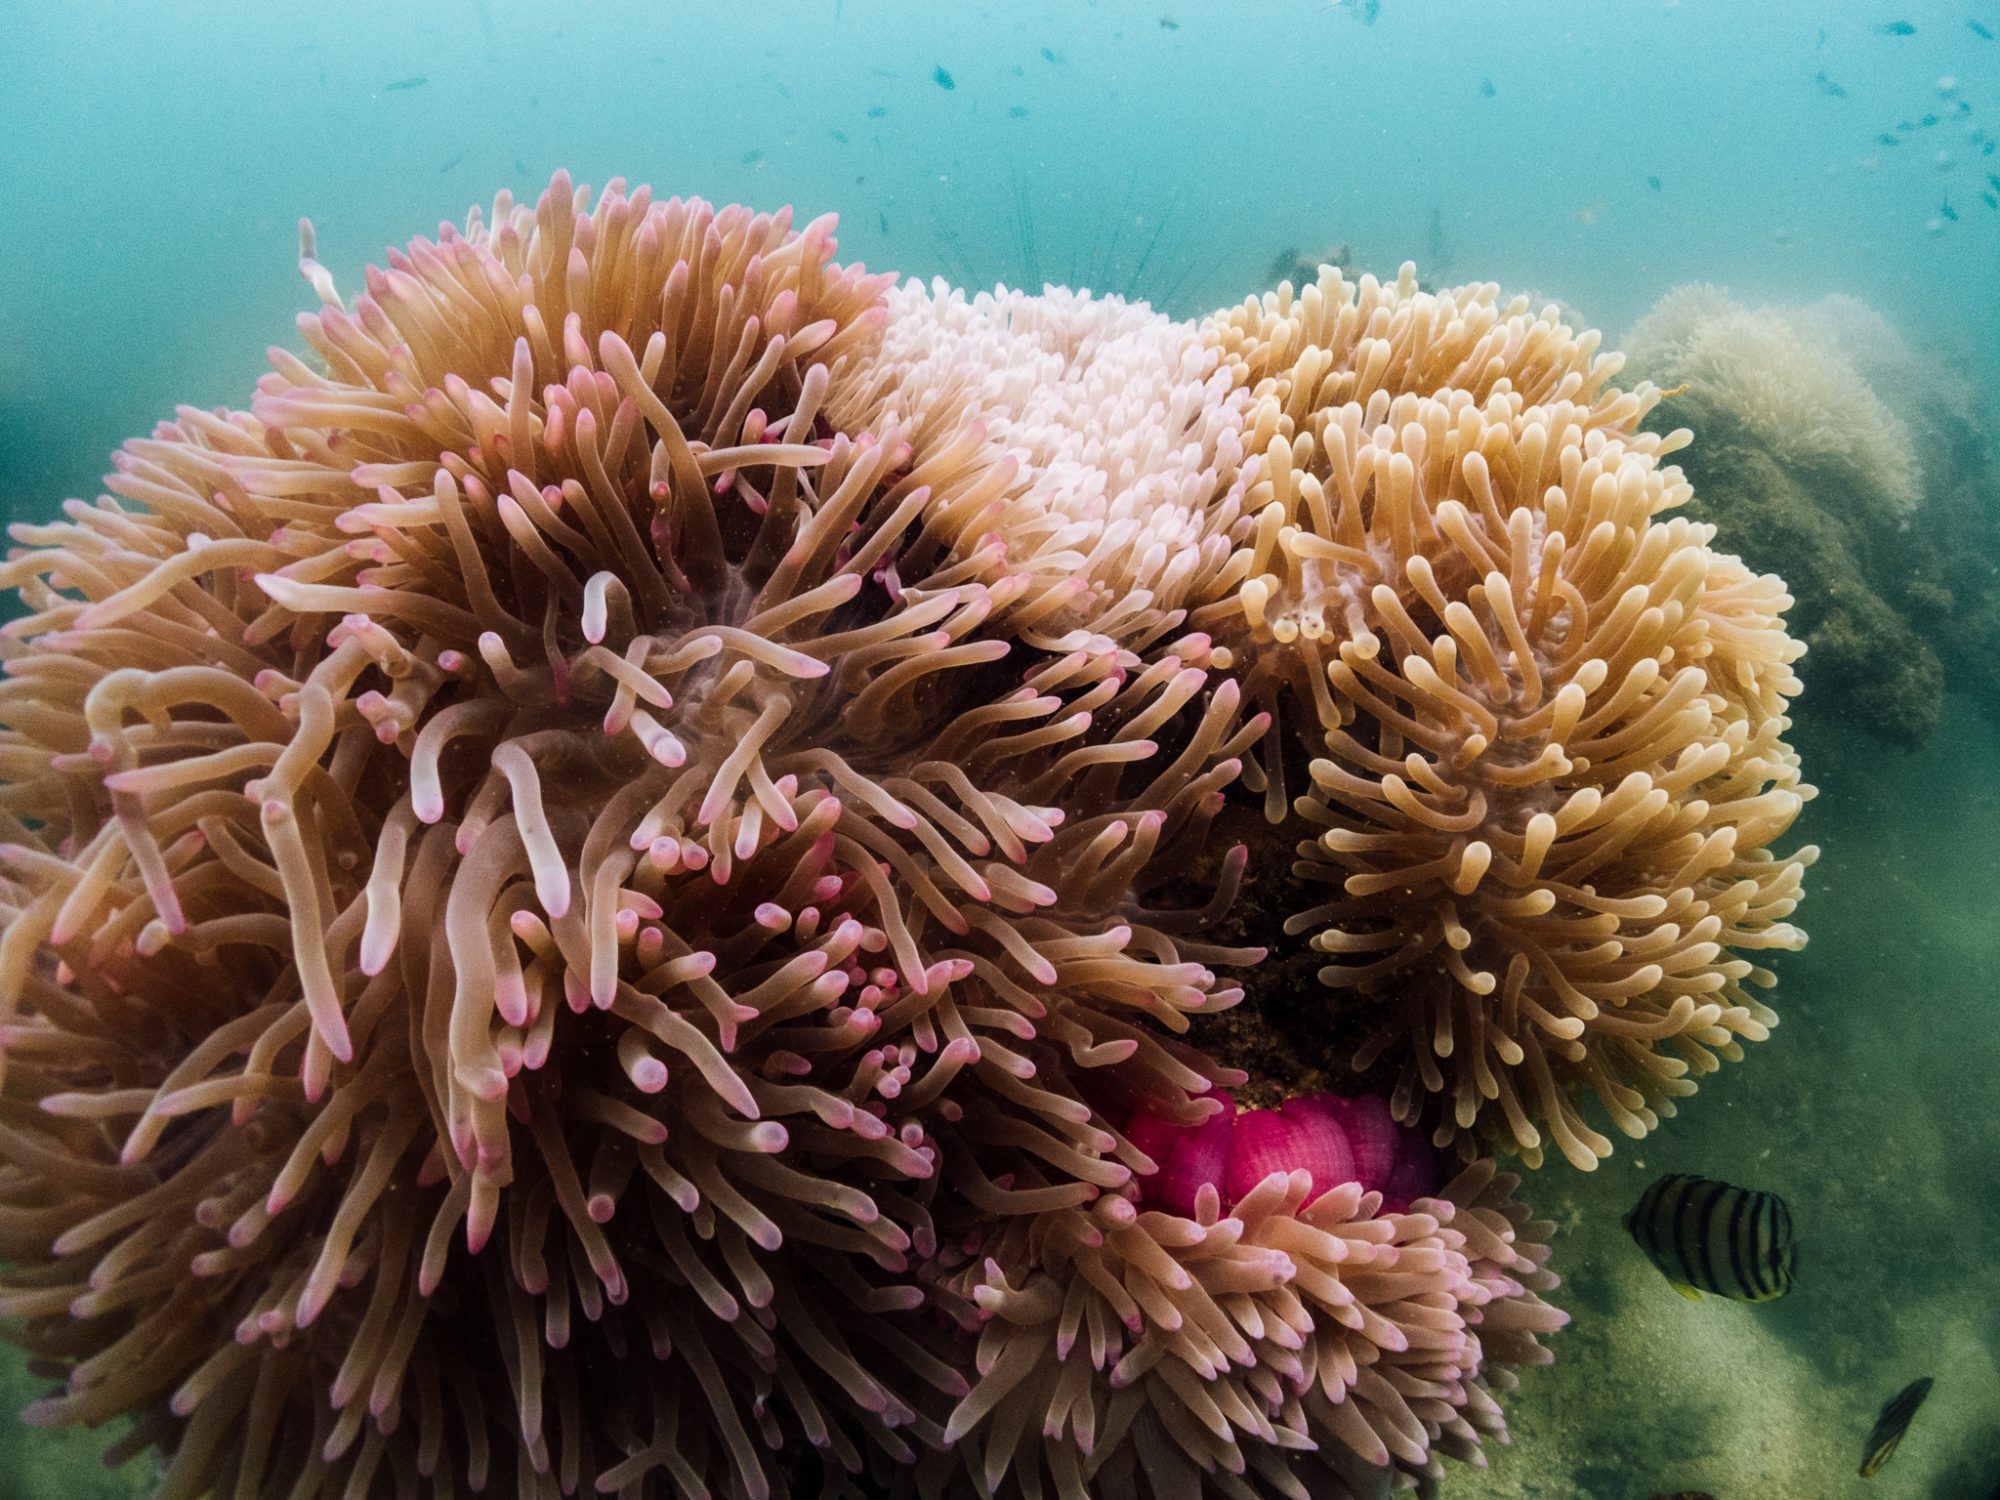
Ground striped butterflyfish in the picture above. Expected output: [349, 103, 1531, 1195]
[1859, 1376, 1932, 1477]
[1624, 1173, 1796, 1303]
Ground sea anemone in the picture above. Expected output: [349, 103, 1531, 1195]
[1190, 265, 1818, 1168]
[0, 174, 1268, 1498]
[932, 1158, 1563, 1500]
[826, 278, 1258, 655]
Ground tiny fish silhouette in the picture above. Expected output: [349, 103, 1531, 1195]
[1982, 191, 1998, 208]
[830, 129, 848, 143]
[439, 153, 464, 174]
[383, 75, 428, 91]
[867, 106, 886, 118]
[933, 64, 956, 89]
[1941, 195, 1959, 221]
[1007, 105, 1028, 118]
[1860, 1376, 1932, 1476]
[740, 149, 763, 166]
[1647, 174, 1662, 189]
[512, 158, 528, 175]
[1480, 77, 1496, 98]
[1815, 70, 1848, 97]
[1041, 46, 1057, 61]
[1920, 113, 1939, 126]
[878, 210, 889, 233]
[1988, 171, 2000, 191]
[1158, 15, 1179, 28]
[1878, 133, 1901, 145]
[1875, 20, 1916, 34]
[1361, 0, 1380, 22]
[1970, 18, 1995, 39]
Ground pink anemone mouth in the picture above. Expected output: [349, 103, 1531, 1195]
[1127, 1088, 1442, 1217]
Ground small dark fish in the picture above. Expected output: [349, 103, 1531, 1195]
[1875, 20, 1917, 35]
[1981, 190, 1998, 208]
[1941, 194, 1959, 221]
[1041, 46, 1057, 61]
[1158, 15, 1179, 29]
[513, 157, 528, 176]
[1987, 140, 1998, 155]
[1970, 18, 1995, 39]
[830, 129, 848, 143]
[740, 149, 763, 166]
[1988, 171, 2000, 191]
[878, 210, 889, 233]
[933, 64, 956, 90]
[867, 105, 887, 118]
[1815, 69, 1848, 98]
[1647, 174, 1662, 190]
[1860, 1376, 1933, 1476]
[439, 152, 465, 174]
[1625, 1174, 1796, 1303]
[383, 75, 428, 92]
[1921, 113, 1940, 127]
[1007, 105, 1028, 118]
[1480, 77, 1496, 98]
[1898, 118, 1917, 130]
[1878, 132, 1902, 145]
[1361, 0, 1380, 21]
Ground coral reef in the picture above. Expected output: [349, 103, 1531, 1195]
[0, 175, 1819, 1499]
[1623, 286, 2000, 748]
[1622, 285, 1921, 517]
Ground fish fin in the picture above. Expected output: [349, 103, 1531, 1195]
[1669, 1281, 1703, 1302]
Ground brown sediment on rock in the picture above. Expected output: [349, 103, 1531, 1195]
[1626, 285, 2000, 749]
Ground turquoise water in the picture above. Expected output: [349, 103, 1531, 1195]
[6, 0, 1997, 515]
[3, 1, 1998, 1496]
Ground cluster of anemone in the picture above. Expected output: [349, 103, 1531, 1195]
[0, 173, 1809, 1499]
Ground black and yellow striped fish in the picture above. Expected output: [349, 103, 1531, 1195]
[1624, 1173, 1795, 1302]
[1859, 1376, 1932, 1477]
